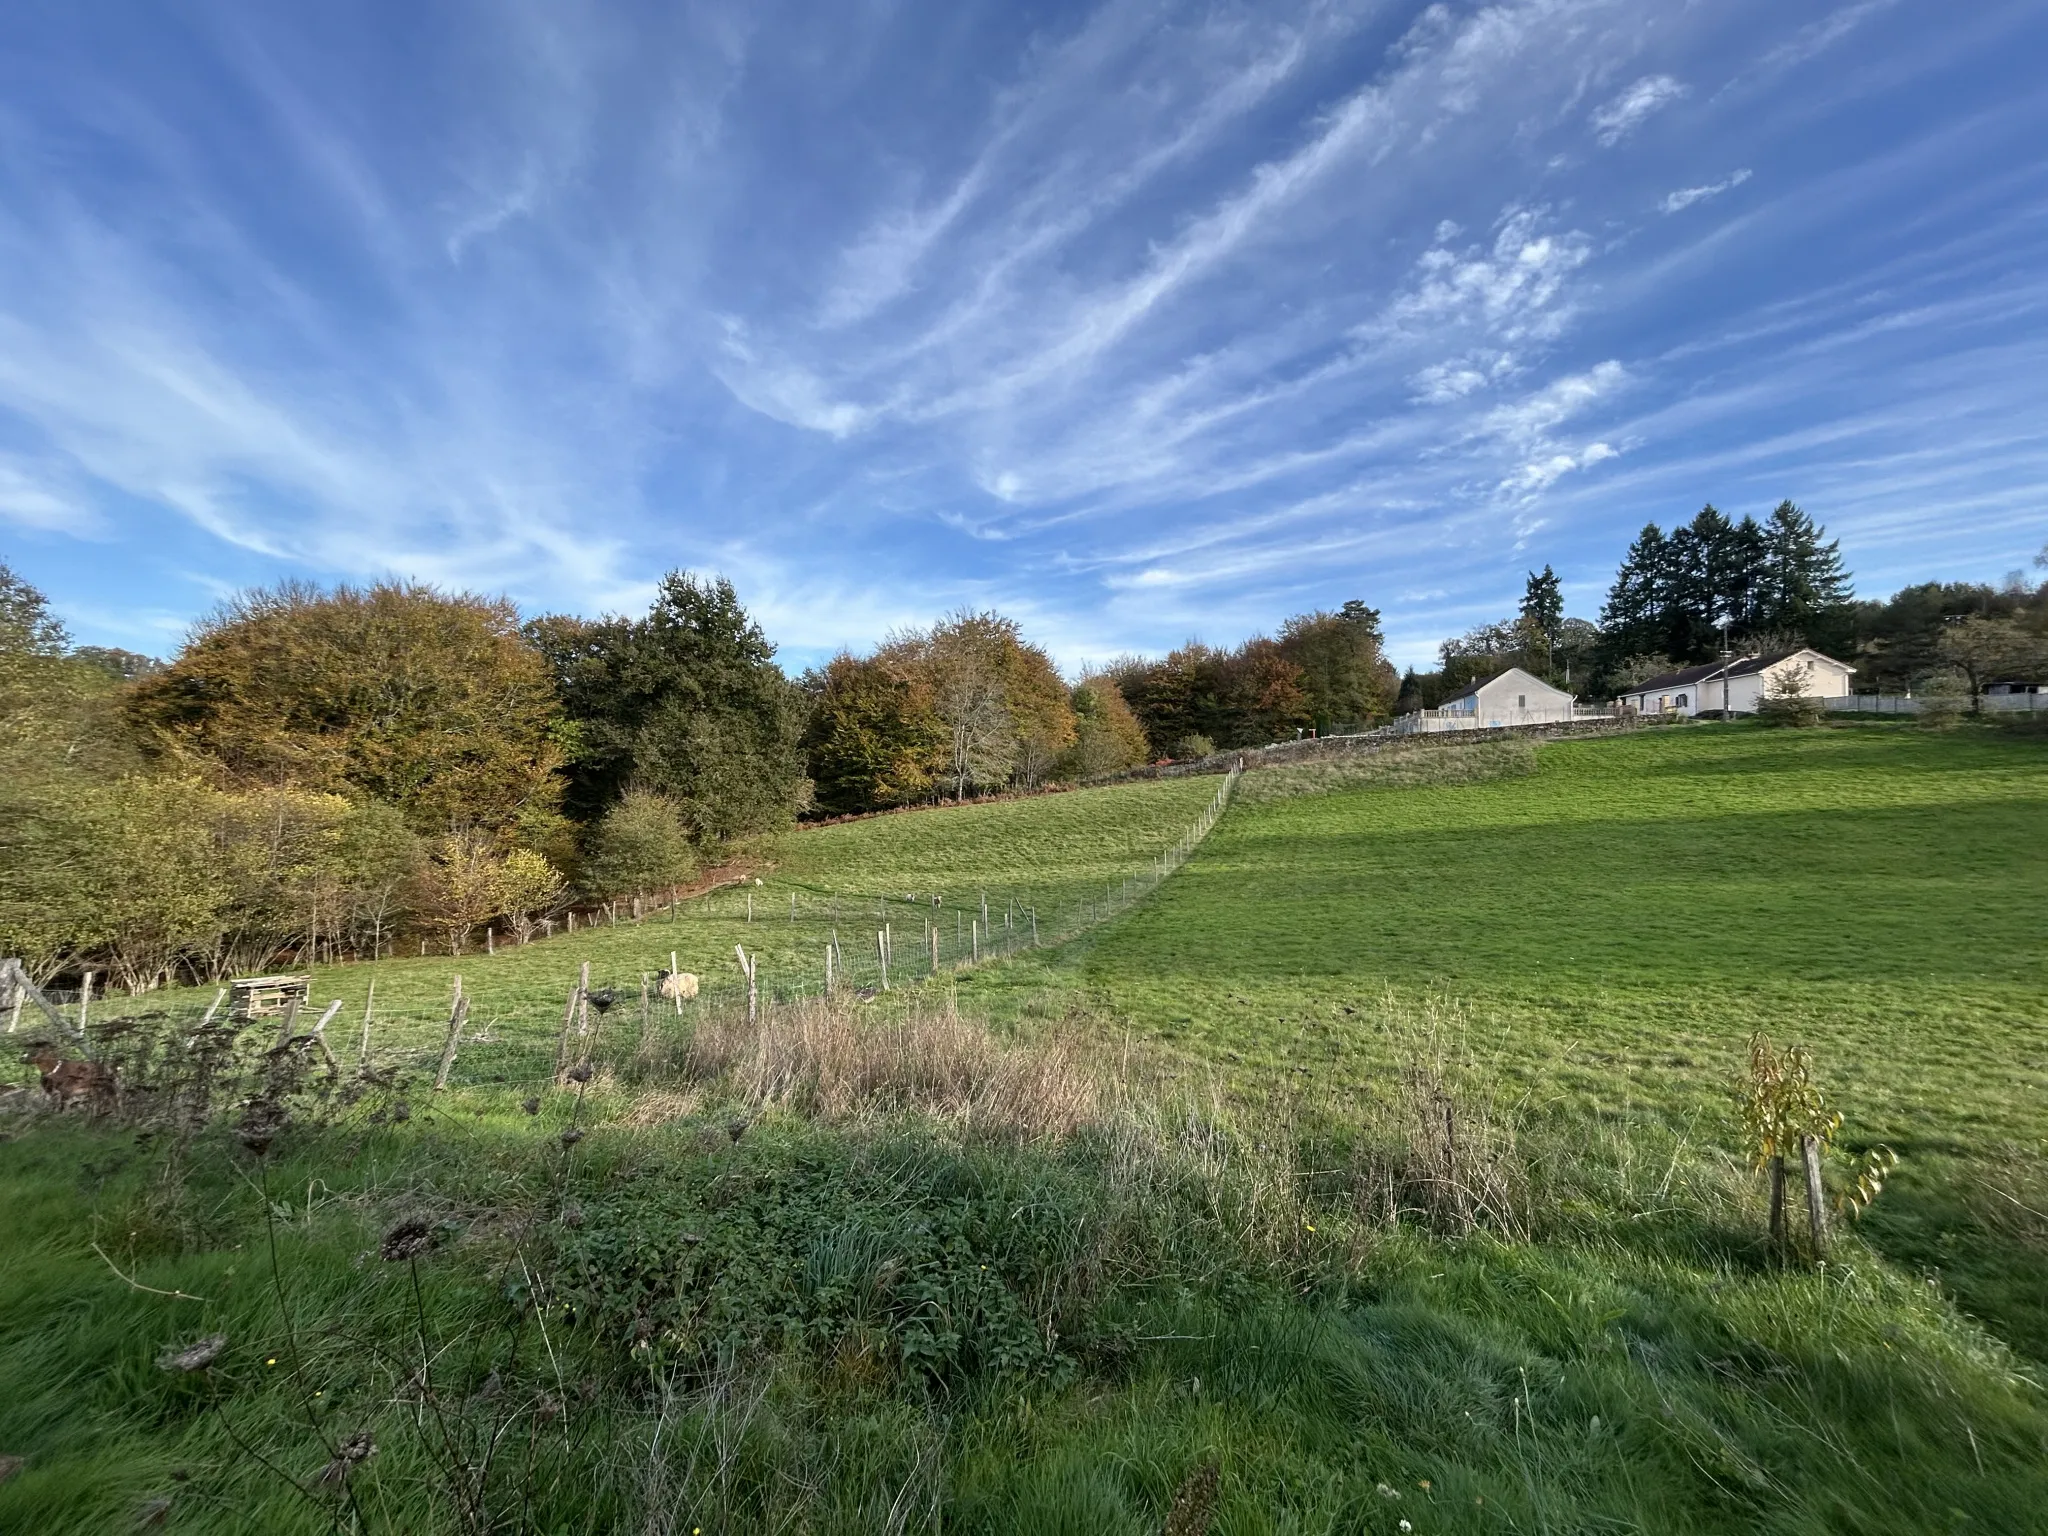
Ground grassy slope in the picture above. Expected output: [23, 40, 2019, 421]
[290, 774, 1220, 1026]
[964, 722, 2048, 1356]
[7, 723, 2048, 1533]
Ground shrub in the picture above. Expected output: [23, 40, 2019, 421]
[1170, 734, 1215, 761]
[581, 788, 696, 898]
[1756, 664, 1825, 727]
[676, 997, 1099, 1138]
[1917, 694, 1966, 729]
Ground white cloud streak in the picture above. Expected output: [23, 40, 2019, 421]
[1659, 168, 1752, 214]
[1590, 75, 1686, 146]
[0, 0, 2038, 674]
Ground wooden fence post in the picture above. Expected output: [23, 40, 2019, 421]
[734, 945, 757, 1025]
[671, 952, 683, 1014]
[825, 943, 834, 995]
[271, 994, 302, 1053]
[308, 1001, 344, 1074]
[929, 924, 939, 974]
[553, 975, 582, 1081]
[434, 980, 468, 1091]
[359, 980, 375, 1065]
[1801, 1135, 1829, 1260]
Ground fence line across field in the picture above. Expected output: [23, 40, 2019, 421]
[1823, 692, 2048, 715]
[9, 765, 1243, 1091]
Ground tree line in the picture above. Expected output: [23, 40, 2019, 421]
[1401, 503, 2048, 708]
[6, 502, 2042, 988]
[801, 600, 1401, 816]
[0, 562, 1398, 988]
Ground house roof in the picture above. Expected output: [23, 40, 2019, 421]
[1446, 665, 1571, 706]
[1624, 649, 1851, 695]
[1623, 659, 1731, 694]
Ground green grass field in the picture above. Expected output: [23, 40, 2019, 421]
[965, 724, 2048, 1354]
[290, 772, 1221, 1028]
[5, 721, 2047, 1533]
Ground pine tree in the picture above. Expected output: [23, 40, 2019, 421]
[1726, 516, 1768, 635]
[1760, 501, 1851, 639]
[1599, 523, 1671, 670]
[1520, 566, 1564, 649]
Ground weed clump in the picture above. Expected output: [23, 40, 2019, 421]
[674, 997, 1100, 1138]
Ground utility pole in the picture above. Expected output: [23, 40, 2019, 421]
[1718, 617, 1733, 717]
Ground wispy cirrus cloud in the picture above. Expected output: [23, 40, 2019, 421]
[0, 0, 2041, 673]
[1660, 168, 1753, 214]
[1590, 75, 1687, 146]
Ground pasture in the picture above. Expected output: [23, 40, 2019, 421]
[4, 720, 2047, 1534]
[967, 723, 2048, 1355]
[288, 771, 1223, 1028]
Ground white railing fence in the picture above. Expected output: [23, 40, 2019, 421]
[1824, 693, 2048, 715]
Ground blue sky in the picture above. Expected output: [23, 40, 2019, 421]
[2, 0, 2044, 672]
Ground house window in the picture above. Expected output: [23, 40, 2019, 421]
[1517, 694, 1526, 707]
[1676, 693, 1689, 709]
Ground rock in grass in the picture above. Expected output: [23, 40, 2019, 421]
[156, 1334, 228, 1373]
[379, 1218, 435, 1262]
[1163, 1460, 1219, 1536]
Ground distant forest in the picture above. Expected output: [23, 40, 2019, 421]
[3, 504, 2044, 989]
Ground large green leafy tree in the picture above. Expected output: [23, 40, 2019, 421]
[1216, 636, 1311, 745]
[129, 582, 563, 837]
[801, 653, 949, 815]
[531, 573, 810, 840]
[0, 560, 67, 658]
[875, 611, 1077, 797]
[1060, 677, 1151, 778]
[1277, 601, 1398, 730]
[1843, 580, 2046, 692]
[1109, 643, 1229, 758]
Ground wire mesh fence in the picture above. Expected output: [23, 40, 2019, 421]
[6, 767, 1241, 1100]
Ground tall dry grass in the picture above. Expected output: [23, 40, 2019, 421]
[635, 990, 1530, 1252]
[673, 997, 1101, 1139]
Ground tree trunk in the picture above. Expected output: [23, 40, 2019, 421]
[1768, 1155, 1787, 1259]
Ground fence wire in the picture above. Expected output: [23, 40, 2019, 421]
[9, 768, 1241, 1097]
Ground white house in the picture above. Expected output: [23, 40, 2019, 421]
[1413, 666, 1579, 731]
[1618, 650, 1854, 718]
